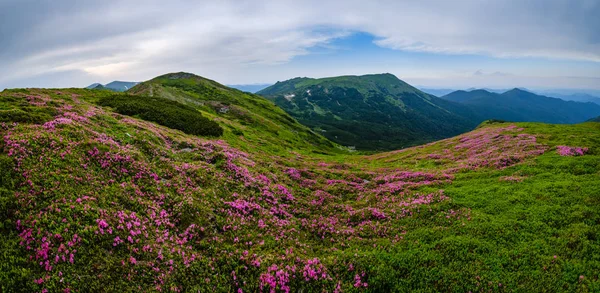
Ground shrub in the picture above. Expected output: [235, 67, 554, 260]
[98, 95, 223, 137]
[0, 95, 57, 124]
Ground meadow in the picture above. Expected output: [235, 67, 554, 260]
[1, 88, 599, 292]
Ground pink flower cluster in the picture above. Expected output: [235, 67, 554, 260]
[43, 118, 73, 130]
[302, 258, 328, 281]
[285, 168, 302, 180]
[556, 145, 588, 157]
[420, 125, 547, 170]
[259, 264, 294, 293]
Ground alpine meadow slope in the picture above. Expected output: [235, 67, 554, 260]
[258, 74, 480, 151]
[126, 72, 339, 155]
[1, 73, 600, 292]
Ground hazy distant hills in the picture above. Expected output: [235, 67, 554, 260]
[258, 73, 478, 150]
[421, 87, 600, 106]
[539, 92, 600, 105]
[227, 84, 271, 93]
[589, 116, 600, 122]
[86, 81, 139, 92]
[442, 88, 600, 124]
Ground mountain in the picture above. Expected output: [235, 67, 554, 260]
[465, 87, 521, 94]
[227, 83, 272, 93]
[2, 84, 600, 291]
[85, 81, 139, 92]
[588, 116, 600, 122]
[105, 81, 139, 91]
[540, 92, 600, 106]
[85, 83, 103, 89]
[442, 88, 600, 124]
[127, 72, 337, 154]
[417, 88, 457, 97]
[257, 73, 479, 150]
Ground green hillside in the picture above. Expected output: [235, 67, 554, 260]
[1, 85, 599, 292]
[127, 72, 340, 155]
[258, 74, 479, 151]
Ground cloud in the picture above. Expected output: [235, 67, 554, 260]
[472, 70, 513, 77]
[0, 0, 598, 88]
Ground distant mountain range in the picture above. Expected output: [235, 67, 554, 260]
[421, 87, 600, 106]
[86, 81, 139, 92]
[536, 92, 600, 105]
[441, 89, 600, 124]
[258, 74, 479, 150]
[227, 84, 271, 93]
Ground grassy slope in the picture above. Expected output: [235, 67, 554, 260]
[127, 72, 341, 156]
[1, 88, 599, 292]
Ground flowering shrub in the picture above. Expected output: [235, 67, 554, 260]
[405, 125, 548, 171]
[556, 145, 588, 157]
[98, 94, 223, 137]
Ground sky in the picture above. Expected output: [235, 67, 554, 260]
[1, 0, 599, 91]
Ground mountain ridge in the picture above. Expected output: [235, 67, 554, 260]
[442, 88, 600, 124]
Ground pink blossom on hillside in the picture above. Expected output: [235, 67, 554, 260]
[285, 168, 302, 180]
[43, 118, 73, 130]
[556, 145, 588, 156]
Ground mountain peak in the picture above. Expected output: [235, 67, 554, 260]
[469, 89, 493, 94]
[505, 87, 531, 94]
[86, 83, 102, 89]
[154, 72, 202, 80]
[85, 81, 138, 92]
[362, 72, 397, 78]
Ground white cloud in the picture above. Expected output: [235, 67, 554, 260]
[0, 0, 598, 88]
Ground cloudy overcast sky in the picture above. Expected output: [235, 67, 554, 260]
[1, 0, 599, 90]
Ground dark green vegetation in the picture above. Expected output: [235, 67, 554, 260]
[1, 74, 600, 292]
[98, 94, 223, 137]
[442, 88, 600, 124]
[0, 92, 57, 124]
[258, 74, 479, 151]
